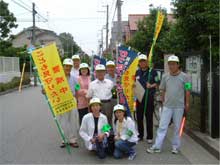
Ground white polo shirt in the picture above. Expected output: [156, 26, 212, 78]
[86, 78, 113, 100]
[71, 68, 79, 78]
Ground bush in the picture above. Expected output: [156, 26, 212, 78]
[0, 76, 30, 92]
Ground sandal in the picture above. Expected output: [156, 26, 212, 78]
[70, 142, 79, 148]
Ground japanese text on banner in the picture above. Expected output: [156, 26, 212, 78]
[32, 43, 77, 116]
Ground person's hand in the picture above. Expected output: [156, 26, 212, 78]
[146, 83, 152, 89]
[185, 103, 190, 113]
[90, 138, 96, 144]
[41, 89, 46, 95]
[132, 83, 136, 88]
[114, 135, 120, 141]
[97, 134, 105, 142]
[82, 89, 87, 95]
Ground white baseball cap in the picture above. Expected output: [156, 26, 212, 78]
[63, 58, 73, 66]
[95, 64, 106, 71]
[72, 54, 80, 60]
[168, 55, 179, 62]
[80, 63, 89, 69]
[89, 98, 102, 106]
[138, 54, 147, 61]
[106, 61, 115, 66]
[113, 104, 125, 112]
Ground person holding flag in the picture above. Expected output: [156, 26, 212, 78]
[113, 104, 138, 160]
[42, 58, 79, 148]
[135, 54, 160, 143]
[79, 98, 110, 159]
[147, 55, 191, 154]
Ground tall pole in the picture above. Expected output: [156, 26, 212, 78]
[106, 5, 109, 50]
[209, 34, 212, 135]
[32, 2, 37, 86]
[117, 0, 122, 43]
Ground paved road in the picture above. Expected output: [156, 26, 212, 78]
[0, 87, 218, 164]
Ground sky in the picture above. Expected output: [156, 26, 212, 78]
[5, 0, 173, 55]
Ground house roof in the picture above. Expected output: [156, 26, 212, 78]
[14, 26, 56, 37]
[128, 14, 148, 31]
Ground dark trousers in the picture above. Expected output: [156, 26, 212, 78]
[136, 94, 154, 140]
[101, 101, 113, 126]
[95, 137, 108, 159]
[78, 107, 88, 125]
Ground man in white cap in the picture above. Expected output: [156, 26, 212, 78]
[71, 54, 81, 78]
[105, 60, 118, 107]
[86, 64, 114, 125]
[134, 54, 160, 143]
[105, 61, 117, 85]
[147, 55, 191, 154]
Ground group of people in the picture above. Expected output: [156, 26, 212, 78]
[42, 53, 191, 160]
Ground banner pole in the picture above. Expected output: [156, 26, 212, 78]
[30, 54, 71, 154]
[19, 62, 26, 92]
[144, 11, 163, 114]
[116, 42, 119, 104]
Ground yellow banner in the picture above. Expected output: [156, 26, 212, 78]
[148, 11, 165, 66]
[121, 57, 139, 113]
[32, 43, 77, 116]
[154, 11, 165, 42]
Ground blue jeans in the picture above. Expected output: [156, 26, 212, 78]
[153, 107, 184, 150]
[113, 140, 136, 159]
[92, 136, 108, 159]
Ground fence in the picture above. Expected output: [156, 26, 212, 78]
[0, 57, 20, 83]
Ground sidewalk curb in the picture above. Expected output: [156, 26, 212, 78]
[185, 128, 219, 160]
[0, 84, 32, 96]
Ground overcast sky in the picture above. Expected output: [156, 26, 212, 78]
[5, 0, 173, 54]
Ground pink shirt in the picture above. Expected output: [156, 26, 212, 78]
[76, 76, 90, 109]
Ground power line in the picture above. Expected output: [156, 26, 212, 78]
[10, 0, 32, 13]
[17, 0, 31, 9]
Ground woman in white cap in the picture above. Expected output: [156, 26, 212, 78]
[113, 104, 138, 160]
[76, 63, 91, 125]
[79, 98, 110, 159]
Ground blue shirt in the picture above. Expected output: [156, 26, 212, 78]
[67, 75, 78, 96]
[135, 68, 160, 95]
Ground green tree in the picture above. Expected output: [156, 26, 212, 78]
[0, 0, 18, 57]
[59, 32, 81, 58]
[171, 0, 219, 66]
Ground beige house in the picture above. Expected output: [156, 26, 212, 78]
[12, 26, 64, 56]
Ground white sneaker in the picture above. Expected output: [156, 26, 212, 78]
[146, 147, 161, 154]
[128, 152, 136, 160]
[171, 148, 179, 154]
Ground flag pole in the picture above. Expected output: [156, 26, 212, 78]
[30, 54, 71, 154]
[116, 41, 120, 104]
[143, 11, 160, 114]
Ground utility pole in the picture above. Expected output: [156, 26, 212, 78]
[117, 0, 122, 43]
[32, 2, 37, 86]
[106, 5, 109, 50]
